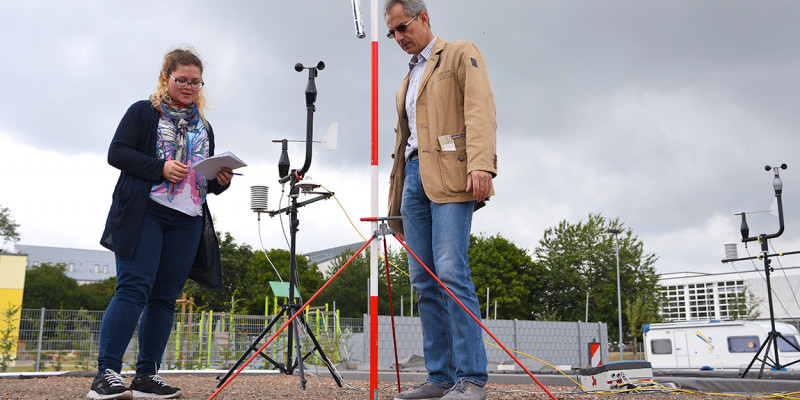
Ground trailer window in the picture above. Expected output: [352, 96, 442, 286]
[728, 336, 759, 353]
[651, 339, 672, 354]
[777, 335, 800, 353]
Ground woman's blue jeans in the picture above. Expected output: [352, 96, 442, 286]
[97, 200, 201, 377]
[400, 159, 488, 388]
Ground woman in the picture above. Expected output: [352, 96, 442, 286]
[89, 48, 233, 400]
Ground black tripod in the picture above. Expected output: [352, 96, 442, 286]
[217, 61, 342, 389]
[723, 164, 800, 378]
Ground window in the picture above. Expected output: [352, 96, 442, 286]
[778, 335, 800, 353]
[103, 265, 109, 274]
[94, 264, 100, 273]
[651, 339, 672, 354]
[687, 283, 714, 320]
[68, 263, 75, 272]
[728, 336, 760, 353]
[717, 280, 746, 320]
[660, 285, 687, 321]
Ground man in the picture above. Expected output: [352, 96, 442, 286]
[384, 1, 497, 399]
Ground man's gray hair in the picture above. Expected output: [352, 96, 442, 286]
[384, 0, 430, 26]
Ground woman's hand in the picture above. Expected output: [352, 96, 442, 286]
[163, 160, 189, 183]
[217, 167, 234, 186]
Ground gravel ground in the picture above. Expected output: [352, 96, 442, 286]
[0, 373, 760, 400]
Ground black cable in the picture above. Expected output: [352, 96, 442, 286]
[768, 242, 800, 314]
[744, 246, 792, 317]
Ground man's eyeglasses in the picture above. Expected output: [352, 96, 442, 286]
[170, 75, 205, 90]
[386, 15, 418, 39]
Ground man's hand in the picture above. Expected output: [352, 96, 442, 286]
[466, 170, 493, 202]
[163, 160, 189, 183]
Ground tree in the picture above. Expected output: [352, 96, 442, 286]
[727, 287, 762, 320]
[80, 277, 117, 310]
[314, 246, 409, 318]
[0, 305, 21, 372]
[532, 213, 659, 346]
[182, 232, 337, 316]
[22, 263, 116, 310]
[314, 250, 370, 318]
[0, 205, 20, 251]
[469, 234, 545, 320]
[624, 294, 663, 357]
[240, 247, 327, 316]
[183, 232, 256, 314]
[22, 264, 85, 309]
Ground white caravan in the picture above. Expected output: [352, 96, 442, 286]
[643, 320, 800, 370]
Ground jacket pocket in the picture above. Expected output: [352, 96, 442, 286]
[437, 134, 468, 194]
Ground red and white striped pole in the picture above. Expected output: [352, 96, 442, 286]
[352, 0, 380, 396]
[368, 0, 380, 398]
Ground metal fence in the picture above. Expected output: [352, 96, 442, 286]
[0, 308, 362, 373]
[1, 308, 608, 373]
[348, 316, 608, 368]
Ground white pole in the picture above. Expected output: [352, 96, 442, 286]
[486, 287, 490, 319]
[410, 286, 414, 316]
[585, 291, 589, 323]
[614, 233, 623, 361]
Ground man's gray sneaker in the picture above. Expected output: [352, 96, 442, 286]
[394, 381, 448, 400]
[441, 378, 486, 400]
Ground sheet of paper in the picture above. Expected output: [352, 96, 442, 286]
[192, 151, 247, 179]
[438, 135, 456, 151]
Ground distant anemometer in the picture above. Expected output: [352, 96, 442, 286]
[722, 163, 800, 377]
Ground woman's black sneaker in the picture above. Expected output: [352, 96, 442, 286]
[87, 369, 133, 399]
[129, 374, 183, 399]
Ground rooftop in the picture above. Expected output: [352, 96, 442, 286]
[14, 244, 116, 284]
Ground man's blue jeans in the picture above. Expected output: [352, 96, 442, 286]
[97, 200, 202, 377]
[400, 159, 488, 388]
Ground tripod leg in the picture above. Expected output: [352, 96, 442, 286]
[757, 336, 771, 378]
[291, 318, 307, 389]
[382, 237, 401, 393]
[297, 312, 344, 387]
[741, 333, 773, 378]
[775, 333, 800, 369]
[216, 307, 290, 388]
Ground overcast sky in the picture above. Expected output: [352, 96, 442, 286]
[1, 1, 799, 276]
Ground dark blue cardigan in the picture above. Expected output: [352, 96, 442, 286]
[100, 100, 228, 259]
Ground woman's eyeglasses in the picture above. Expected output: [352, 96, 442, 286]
[170, 75, 205, 90]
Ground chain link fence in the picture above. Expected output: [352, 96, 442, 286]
[0, 308, 363, 373]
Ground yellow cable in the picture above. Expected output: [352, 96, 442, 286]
[483, 342, 799, 399]
[321, 185, 410, 279]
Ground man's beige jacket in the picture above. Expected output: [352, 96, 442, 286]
[388, 37, 497, 234]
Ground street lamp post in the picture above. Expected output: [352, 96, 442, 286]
[607, 228, 623, 361]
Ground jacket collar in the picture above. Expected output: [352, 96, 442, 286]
[397, 37, 447, 119]
[417, 37, 446, 95]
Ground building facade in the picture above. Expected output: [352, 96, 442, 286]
[658, 266, 800, 326]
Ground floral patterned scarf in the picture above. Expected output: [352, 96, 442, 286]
[153, 96, 200, 164]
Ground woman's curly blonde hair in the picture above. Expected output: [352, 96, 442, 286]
[151, 47, 207, 120]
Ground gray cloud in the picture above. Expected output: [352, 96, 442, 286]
[2, 0, 799, 274]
